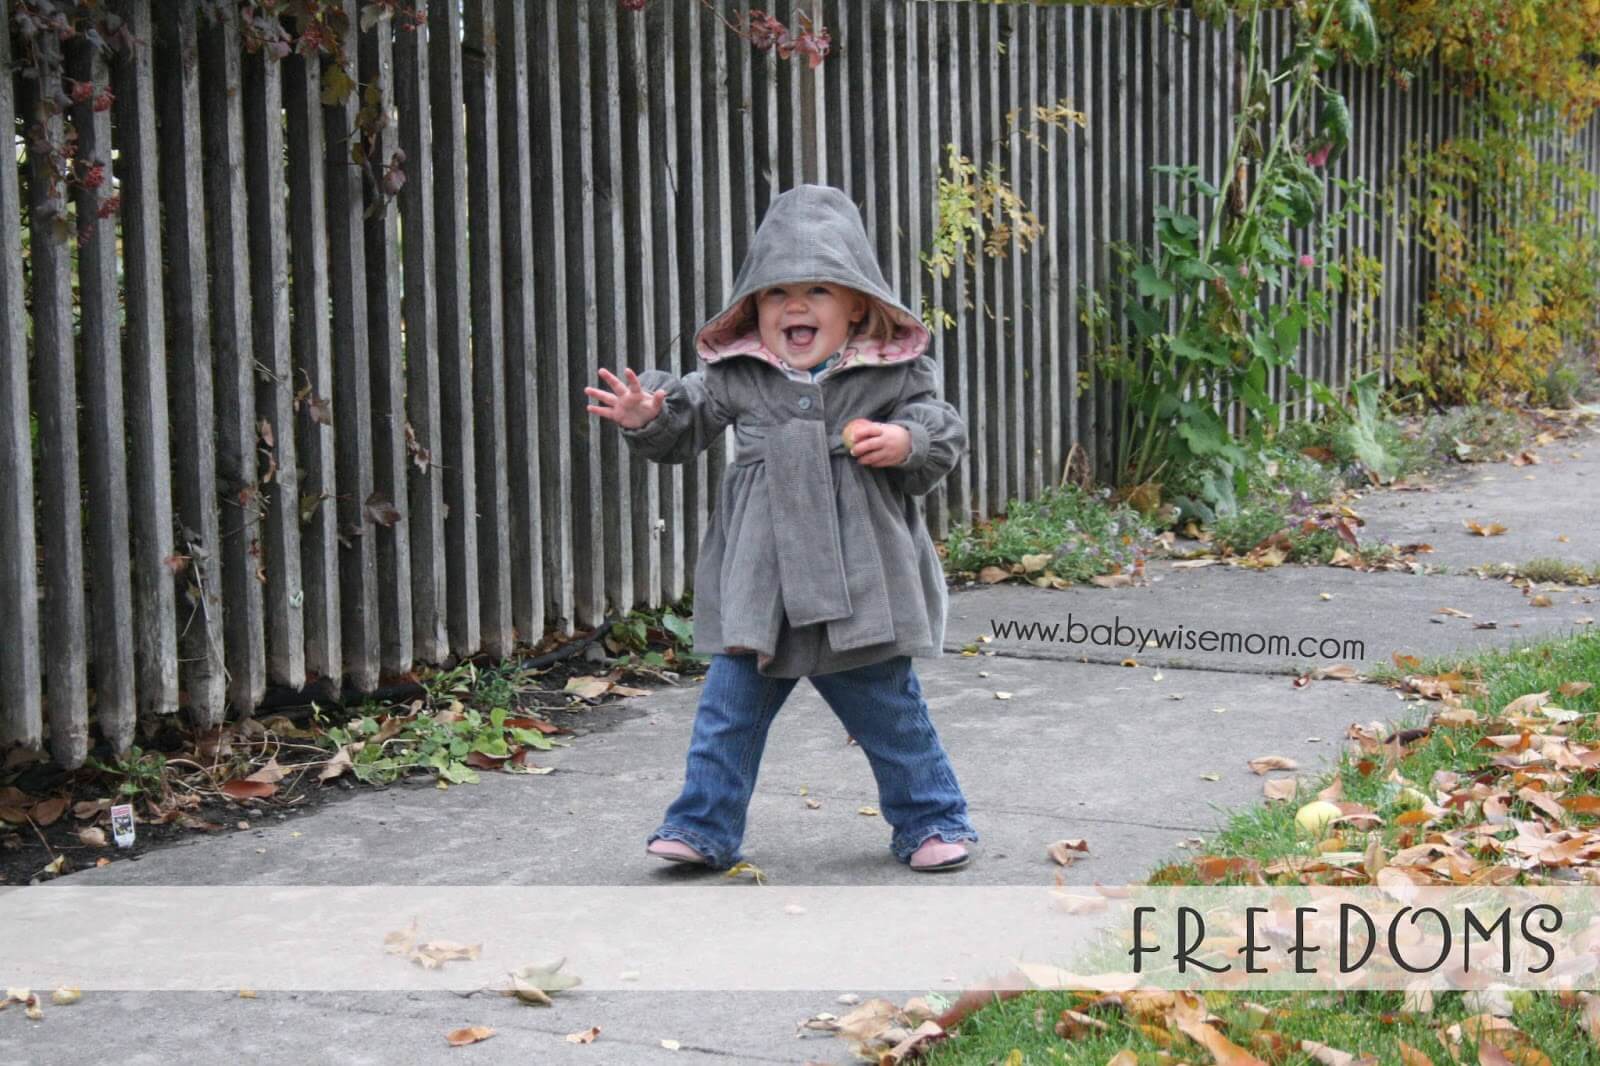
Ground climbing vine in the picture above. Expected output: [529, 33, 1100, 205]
[9, 0, 423, 245]
[619, 0, 832, 69]
[920, 99, 1086, 331]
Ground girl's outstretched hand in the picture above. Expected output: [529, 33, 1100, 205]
[585, 367, 666, 430]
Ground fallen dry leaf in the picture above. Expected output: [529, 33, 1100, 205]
[31, 796, 68, 827]
[220, 779, 277, 801]
[564, 677, 612, 701]
[1055, 1009, 1110, 1039]
[1581, 992, 1600, 1045]
[1171, 993, 1265, 1064]
[1020, 553, 1051, 574]
[1090, 573, 1134, 589]
[1438, 607, 1472, 618]
[1478, 1044, 1515, 1066]
[76, 827, 107, 848]
[1559, 681, 1593, 699]
[1530, 594, 1553, 608]
[1248, 755, 1299, 775]
[724, 861, 767, 884]
[565, 1026, 600, 1044]
[1301, 1039, 1366, 1065]
[49, 987, 80, 1006]
[1047, 839, 1089, 865]
[1502, 692, 1550, 715]
[507, 958, 583, 1005]
[1464, 520, 1509, 537]
[977, 566, 1009, 584]
[245, 758, 286, 784]
[445, 1026, 495, 1047]
[1263, 778, 1298, 803]
[318, 746, 355, 782]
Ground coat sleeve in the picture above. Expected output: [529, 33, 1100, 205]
[618, 368, 733, 465]
[884, 356, 967, 497]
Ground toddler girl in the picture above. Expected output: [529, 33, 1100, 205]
[584, 184, 978, 873]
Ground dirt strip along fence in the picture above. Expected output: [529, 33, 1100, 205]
[3, 0, 1598, 767]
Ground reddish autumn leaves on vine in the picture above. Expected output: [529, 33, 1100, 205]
[621, 0, 832, 69]
[233, 0, 425, 217]
[10, 1, 134, 243]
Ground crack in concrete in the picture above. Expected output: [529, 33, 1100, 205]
[940, 644, 1307, 677]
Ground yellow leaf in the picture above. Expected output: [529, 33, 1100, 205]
[724, 861, 767, 884]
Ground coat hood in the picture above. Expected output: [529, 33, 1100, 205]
[695, 184, 930, 376]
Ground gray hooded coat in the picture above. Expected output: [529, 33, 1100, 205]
[620, 184, 967, 678]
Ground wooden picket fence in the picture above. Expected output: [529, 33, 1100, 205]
[3, 0, 1598, 767]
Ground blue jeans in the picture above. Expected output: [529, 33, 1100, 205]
[648, 653, 978, 868]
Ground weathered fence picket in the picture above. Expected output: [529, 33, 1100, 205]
[0, 0, 41, 752]
[284, 29, 343, 691]
[242, 37, 307, 694]
[198, 4, 269, 714]
[24, 47, 90, 768]
[361, 13, 417, 680]
[5, 1, 1599, 767]
[69, 36, 136, 753]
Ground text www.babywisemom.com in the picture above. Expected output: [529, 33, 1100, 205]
[989, 615, 1365, 661]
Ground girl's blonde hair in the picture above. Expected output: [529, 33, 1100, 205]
[731, 287, 901, 346]
[852, 296, 899, 345]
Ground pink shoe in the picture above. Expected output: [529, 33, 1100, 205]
[909, 838, 970, 872]
[647, 838, 711, 865]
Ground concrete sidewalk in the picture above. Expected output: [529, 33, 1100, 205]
[4, 424, 1595, 1066]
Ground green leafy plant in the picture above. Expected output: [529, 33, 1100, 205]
[1096, 0, 1380, 505]
[942, 484, 1155, 582]
[322, 703, 555, 787]
[84, 746, 172, 805]
[606, 604, 703, 670]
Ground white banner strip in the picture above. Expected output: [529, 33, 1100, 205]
[2, 885, 1597, 993]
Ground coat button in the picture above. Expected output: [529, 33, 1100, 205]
[797, 396, 813, 410]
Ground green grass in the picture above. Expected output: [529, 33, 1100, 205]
[921, 628, 1600, 1064]
[943, 485, 1156, 583]
[1210, 503, 1411, 567]
[1514, 557, 1600, 586]
[925, 988, 1600, 1066]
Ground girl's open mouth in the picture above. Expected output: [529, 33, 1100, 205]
[783, 325, 817, 349]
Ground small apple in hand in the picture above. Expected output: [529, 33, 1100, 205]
[842, 418, 874, 453]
